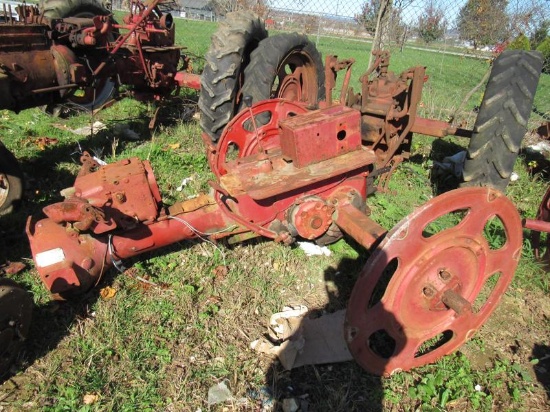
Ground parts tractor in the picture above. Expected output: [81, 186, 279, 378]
[0, 0, 201, 216]
[2, 8, 549, 377]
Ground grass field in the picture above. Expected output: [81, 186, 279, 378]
[0, 14, 549, 412]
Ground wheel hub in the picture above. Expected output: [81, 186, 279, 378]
[278, 68, 304, 101]
[289, 197, 334, 240]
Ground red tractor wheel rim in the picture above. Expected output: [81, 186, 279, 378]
[210, 99, 307, 177]
[345, 187, 523, 376]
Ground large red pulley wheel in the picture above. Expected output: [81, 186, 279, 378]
[345, 187, 523, 376]
[209, 99, 308, 177]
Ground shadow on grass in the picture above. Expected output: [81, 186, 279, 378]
[532, 344, 550, 400]
[263, 248, 406, 411]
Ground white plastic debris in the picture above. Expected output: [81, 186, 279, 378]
[510, 172, 519, 182]
[207, 380, 233, 405]
[474, 384, 482, 392]
[297, 241, 331, 257]
[93, 156, 107, 166]
[282, 398, 300, 412]
[176, 177, 193, 191]
[433, 151, 466, 178]
[252, 307, 352, 370]
[269, 305, 308, 339]
[71, 121, 107, 136]
[528, 141, 550, 153]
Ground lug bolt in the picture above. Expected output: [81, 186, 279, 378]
[438, 269, 451, 281]
[422, 286, 435, 297]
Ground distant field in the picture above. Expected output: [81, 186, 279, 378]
[169, 15, 549, 128]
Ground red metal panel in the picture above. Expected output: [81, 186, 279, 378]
[279, 105, 362, 168]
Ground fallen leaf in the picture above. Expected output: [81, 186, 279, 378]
[35, 137, 59, 150]
[83, 393, 99, 405]
[0, 261, 26, 275]
[213, 265, 228, 283]
[168, 143, 181, 150]
[204, 296, 222, 307]
[99, 286, 117, 300]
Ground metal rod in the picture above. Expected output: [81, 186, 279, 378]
[334, 203, 387, 251]
[523, 218, 550, 234]
[93, 0, 162, 77]
[31, 83, 78, 94]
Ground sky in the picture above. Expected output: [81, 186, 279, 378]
[269, 0, 469, 24]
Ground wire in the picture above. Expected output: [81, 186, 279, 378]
[167, 216, 228, 266]
[108, 234, 126, 274]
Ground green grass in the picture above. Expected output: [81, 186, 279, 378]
[0, 17, 549, 412]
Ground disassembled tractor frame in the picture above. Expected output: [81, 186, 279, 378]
[26, 52, 536, 375]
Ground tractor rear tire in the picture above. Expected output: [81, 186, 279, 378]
[41, 0, 117, 116]
[0, 278, 33, 377]
[460, 50, 543, 192]
[41, 0, 110, 19]
[199, 11, 267, 143]
[0, 142, 23, 216]
[240, 33, 325, 110]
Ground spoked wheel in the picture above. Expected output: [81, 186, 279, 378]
[210, 99, 307, 177]
[240, 33, 325, 110]
[41, 0, 117, 116]
[345, 187, 523, 376]
[0, 278, 33, 376]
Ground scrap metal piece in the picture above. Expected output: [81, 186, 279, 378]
[524, 185, 550, 263]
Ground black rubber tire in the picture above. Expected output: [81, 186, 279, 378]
[240, 33, 325, 110]
[461, 50, 543, 192]
[199, 11, 267, 143]
[0, 142, 23, 216]
[41, 0, 117, 116]
[0, 278, 33, 377]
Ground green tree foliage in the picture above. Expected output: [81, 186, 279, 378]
[530, 19, 549, 49]
[507, 33, 531, 50]
[355, 0, 409, 49]
[457, 0, 510, 49]
[355, 0, 382, 35]
[417, 2, 446, 44]
[536, 37, 550, 73]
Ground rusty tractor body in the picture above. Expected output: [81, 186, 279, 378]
[24, 44, 545, 375]
[0, 0, 202, 216]
[0, 0, 199, 113]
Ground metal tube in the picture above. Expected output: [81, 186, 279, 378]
[523, 218, 550, 234]
[334, 203, 387, 250]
